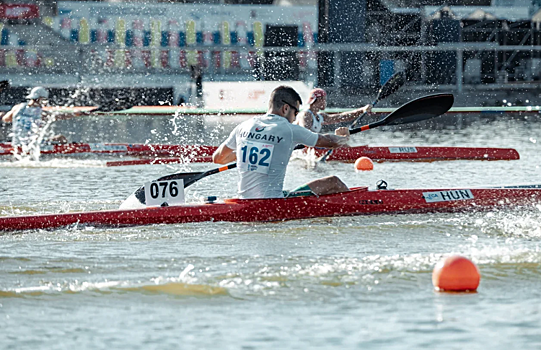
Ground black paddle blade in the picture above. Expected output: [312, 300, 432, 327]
[133, 171, 206, 204]
[349, 93, 454, 134]
[130, 163, 238, 205]
[376, 71, 406, 101]
[384, 93, 454, 126]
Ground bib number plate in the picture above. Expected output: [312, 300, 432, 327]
[423, 189, 474, 203]
[388, 147, 417, 153]
[144, 179, 185, 207]
[239, 141, 274, 174]
[89, 143, 129, 152]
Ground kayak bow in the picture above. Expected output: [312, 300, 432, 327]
[1, 185, 540, 232]
[0, 142, 215, 158]
[309, 145, 520, 162]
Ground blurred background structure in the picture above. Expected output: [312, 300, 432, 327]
[1, 0, 540, 108]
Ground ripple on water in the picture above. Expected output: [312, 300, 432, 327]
[3, 241, 541, 301]
[1, 120, 541, 347]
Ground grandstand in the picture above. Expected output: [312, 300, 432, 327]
[1, 0, 541, 107]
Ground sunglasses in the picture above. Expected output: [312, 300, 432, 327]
[282, 100, 299, 117]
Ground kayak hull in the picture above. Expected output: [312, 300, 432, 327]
[0, 143, 519, 163]
[1, 186, 540, 232]
[318, 146, 520, 162]
[0, 142, 216, 158]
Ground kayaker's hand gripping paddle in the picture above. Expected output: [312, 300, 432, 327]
[125, 93, 454, 207]
[319, 71, 406, 162]
[351, 70, 406, 130]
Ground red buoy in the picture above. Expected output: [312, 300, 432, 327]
[354, 156, 374, 171]
[432, 255, 480, 292]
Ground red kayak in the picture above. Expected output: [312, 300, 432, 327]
[105, 146, 519, 167]
[0, 142, 215, 158]
[313, 146, 520, 163]
[1, 185, 539, 232]
[0, 142, 519, 164]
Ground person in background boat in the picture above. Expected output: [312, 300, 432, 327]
[294, 88, 372, 133]
[2, 87, 72, 148]
[213, 85, 351, 199]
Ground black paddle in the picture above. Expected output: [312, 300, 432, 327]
[129, 163, 237, 205]
[349, 93, 454, 134]
[125, 93, 454, 206]
[350, 71, 406, 130]
[319, 71, 406, 162]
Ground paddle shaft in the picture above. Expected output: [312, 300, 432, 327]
[348, 96, 381, 131]
[319, 96, 396, 161]
[321, 72, 406, 162]
[349, 120, 384, 134]
[350, 71, 405, 130]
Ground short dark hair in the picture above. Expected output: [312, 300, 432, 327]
[269, 85, 302, 110]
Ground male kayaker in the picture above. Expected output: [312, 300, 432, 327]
[294, 88, 372, 132]
[2, 87, 71, 149]
[212, 85, 350, 199]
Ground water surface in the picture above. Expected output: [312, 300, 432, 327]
[1, 116, 541, 349]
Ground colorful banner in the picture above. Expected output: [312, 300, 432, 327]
[55, 1, 317, 47]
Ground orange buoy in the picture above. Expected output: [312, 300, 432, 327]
[432, 255, 480, 292]
[354, 156, 374, 171]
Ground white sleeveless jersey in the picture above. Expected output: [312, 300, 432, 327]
[304, 109, 323, 133]
[12, 103, 43, 146]
[224, 114, 319, 199]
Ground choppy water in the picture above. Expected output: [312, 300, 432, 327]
[1, 115, 541, 349]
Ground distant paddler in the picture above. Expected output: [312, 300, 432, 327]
[294, 88, 372, 133]
[212, 85, 351, 199]
[2, 87, 77, 152]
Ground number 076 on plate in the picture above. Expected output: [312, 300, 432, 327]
[144, 179, 185, 207]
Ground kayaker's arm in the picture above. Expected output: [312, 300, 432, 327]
[43, 110, 85, 121]
[212, 144, 237, 164]
[2, 103, 24, 123]
[293, 111, 314, 131]
[2, 110, 13, 123]
[315, 127, 350, 148]
[322, 104, 372, 125]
